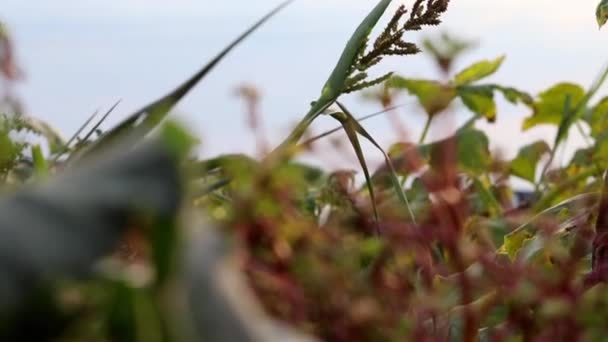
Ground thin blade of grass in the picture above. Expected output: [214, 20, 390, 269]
[269, 0, 393, 155]
[335, 101, 416, 223]
[331, 112, 381, 229]
[299, 103, 411, 147]
[83, 1, 293, 156]
[64, 109, 99, 148]
[78, 99, 122, 144]
[65, 100, 122, 163]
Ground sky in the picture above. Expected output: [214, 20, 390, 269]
[2, 0, 608, 173]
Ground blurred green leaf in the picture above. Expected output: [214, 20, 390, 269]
[420, 128, 491, 175]
[79, 1, 292, 157]
[0, 129, 20, 173]
[453, 55, 505, 86]
[330, 110, 380, 224]
[585, 96, 608, 139]
[334, 101, 416, 222]
[500, 229, 533, 260]
[510, 140, 551, 183]
[457, 85, 497, 122]
[523, 83, 585, 130]
[491, 85, 534, 105]
[30, 145, 48, 177]
[273, 0, 393, 151]
[388, 77, 456, 116]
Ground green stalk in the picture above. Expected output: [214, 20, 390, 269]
[419, 116, 434, 144]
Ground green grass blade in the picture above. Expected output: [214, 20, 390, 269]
[299, 103, 410, 147]
[270, 0, 393, 153]
[84, 1, 293, 155]
[64, 109, 99, 148]
[332, 112, 380, 228]
[79, 99, 122, 145]
[320, 0, 392, 100]
[335, 101, 416, 223]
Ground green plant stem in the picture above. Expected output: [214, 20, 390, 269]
[419, 116, 434, 144]
[576, 121, 594, 147]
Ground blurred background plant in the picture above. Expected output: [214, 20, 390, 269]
[2, 1, 608, 341]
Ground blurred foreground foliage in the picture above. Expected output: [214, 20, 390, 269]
[3, 1, 608, 341]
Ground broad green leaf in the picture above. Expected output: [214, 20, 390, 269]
[457, 85, 497, 122]
[585, 96, 608, 139]
[453, 55, 505, 86]
[510, 141, 551, 183]
[388, 77, 456, 116]
[454, 129, 491, 174]
[420, 128, 491, 175]
[523, 83, 585, 130]
[80, 1, 292, 158]
[491, 85, 534, 105]
[499, 229, 533, 260]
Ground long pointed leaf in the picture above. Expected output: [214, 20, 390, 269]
[83, 1, 293, 156]
[331, 112, 380, 227]
[335, 101, 416, 223]
[270, 0, 393, 154]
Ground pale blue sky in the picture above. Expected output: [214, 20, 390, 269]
[2, 0, 608, 171]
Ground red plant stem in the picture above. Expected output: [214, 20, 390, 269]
[590, 170, 608, 284]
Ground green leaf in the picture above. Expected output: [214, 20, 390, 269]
[420, 128, 491, 175]
[334, 102, 416, 222]
[491, 85, 534, 106]
[329, 111, 380, 225]
[585, 96, 608, 139]
[499, 229, 534, 260]
[523, 83, 585, 130]
[453, 55, 505, 86]
[31, 145, 48, 177]
[454, 128, 491, 174]
[388, 77, 456, 116]
[457, 85, 497, 122]
[273, 0, 393, 151]
[510, 141, 551, 183]
[320, 0, 392, 100]
[0, 130, 20, 172]
[80, 1, 292, 158]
